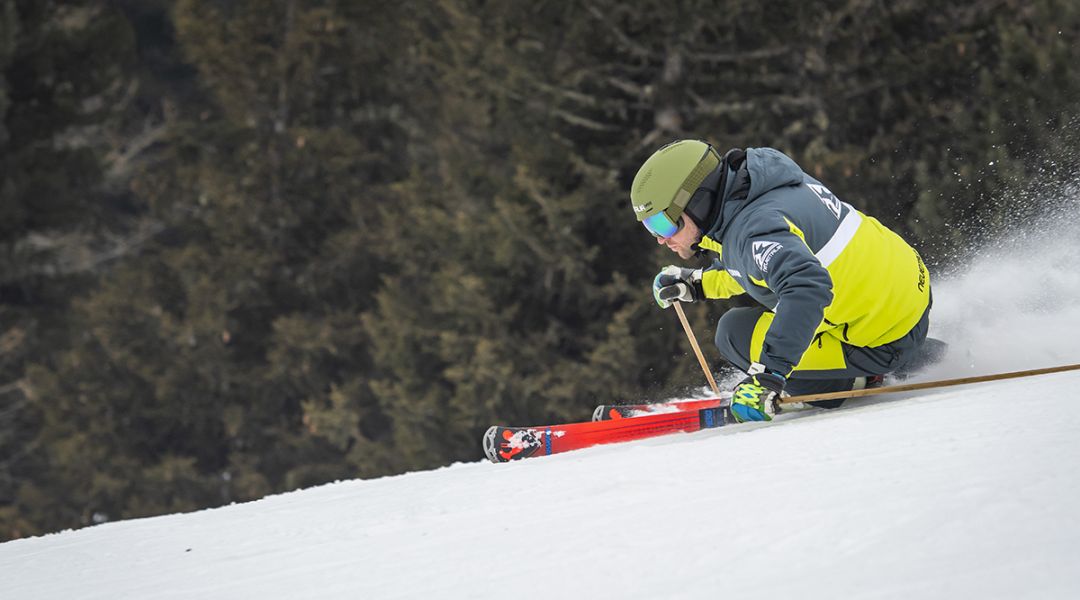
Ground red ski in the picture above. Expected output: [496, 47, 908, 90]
[483, 405, 730, 463]
[592, 397, 728, 421]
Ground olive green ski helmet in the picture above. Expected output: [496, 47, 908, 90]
[630, 140, 720, 237]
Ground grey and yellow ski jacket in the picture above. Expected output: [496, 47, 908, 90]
[697, 148, 930, 376]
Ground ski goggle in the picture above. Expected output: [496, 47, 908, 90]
[642, 210, 681, 239]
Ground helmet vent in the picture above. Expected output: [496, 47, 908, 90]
[634, 169, 653, 195]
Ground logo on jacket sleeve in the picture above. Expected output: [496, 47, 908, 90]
[808, 184, 842, 219]
[752, 241, 783, 273]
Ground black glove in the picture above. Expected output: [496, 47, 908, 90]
[652, 266, 704, 309]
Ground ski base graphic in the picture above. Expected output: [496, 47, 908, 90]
[483, 406, 730, 462]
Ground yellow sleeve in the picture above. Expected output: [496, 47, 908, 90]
[702, 269, 745, 299]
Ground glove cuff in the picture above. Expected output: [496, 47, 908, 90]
[747, 362, 786, 392]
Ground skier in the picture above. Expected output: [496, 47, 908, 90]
[631, 140, 933, 422]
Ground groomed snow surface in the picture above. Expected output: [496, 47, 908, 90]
[5, 194, 1080, 599]
[3, 371, 1080, 599]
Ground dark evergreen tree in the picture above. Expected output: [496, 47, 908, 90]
[0, 0, 148, 537]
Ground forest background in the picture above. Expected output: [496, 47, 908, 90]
[2, 0, 1078, 539]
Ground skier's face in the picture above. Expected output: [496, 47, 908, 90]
[658, 214, 701, 260]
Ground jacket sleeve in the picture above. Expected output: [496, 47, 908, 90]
[701, 267, 745, 299]
[744, 229, 833, 376]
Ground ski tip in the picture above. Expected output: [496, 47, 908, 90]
[591, 405, 605, 422]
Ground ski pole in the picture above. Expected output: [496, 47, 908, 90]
[673, 302, 722, 398]
[781, 362, 1080, 405]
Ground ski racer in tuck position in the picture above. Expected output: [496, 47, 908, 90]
[631, 141, 933, 422]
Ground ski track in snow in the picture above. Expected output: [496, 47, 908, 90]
[3, 372, 1080, 599]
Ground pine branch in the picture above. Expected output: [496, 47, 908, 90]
[582, 2, 655, 60]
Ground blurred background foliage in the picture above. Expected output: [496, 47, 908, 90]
[1, 0, 1078, 538]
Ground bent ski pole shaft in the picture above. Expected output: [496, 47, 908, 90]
[781, 362, 1080, 405]
[673, 302, 722, 398]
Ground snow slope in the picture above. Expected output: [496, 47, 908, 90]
[3, 371, 1080, 599]
[4, 178, 1079, 599]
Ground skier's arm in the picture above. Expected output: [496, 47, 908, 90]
[701, 267, 745, 300]
[746, 232, 833, 376]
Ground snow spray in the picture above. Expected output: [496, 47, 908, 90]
[921, 179, 1080, 380]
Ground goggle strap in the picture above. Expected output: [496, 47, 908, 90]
[674, 148, 720, 210]
[671, 188, 692, 212]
